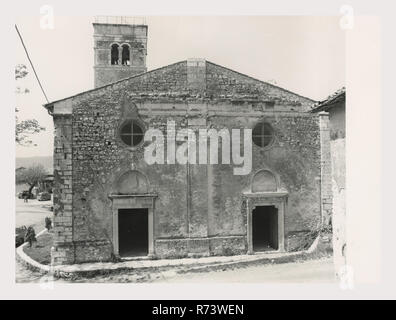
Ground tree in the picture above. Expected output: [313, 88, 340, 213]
[15, 64, 28, 80]
[16, 164, 48, 195]
[15, 64, 45, 146]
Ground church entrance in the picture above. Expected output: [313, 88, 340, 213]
[118, 208, 148, 257]
[252, 205, 278, 251]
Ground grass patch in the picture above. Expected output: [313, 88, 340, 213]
[23, 231, 53, 265]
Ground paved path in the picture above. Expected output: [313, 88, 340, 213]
[15, 196, 334, 283]
[15, 197, 52, 231]
[47, 257, 335, 283]
[15, 258, 47, 283]
[15, 197, 53, 283]
[16, 250, 334, 283]
[53, 250, 303, 274]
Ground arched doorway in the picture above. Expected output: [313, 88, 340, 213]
[110, 170, 156, 258]
[245, 169, 287, 253]
[121, 44, 130, 65]
[111, 44, 119, 65]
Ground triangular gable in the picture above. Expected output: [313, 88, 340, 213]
[44, 59, 315, 112]
[205, 61, 315, 107]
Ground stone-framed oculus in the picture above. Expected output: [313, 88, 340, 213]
[120, 119, 144, 147]
[252, 122, 274, 148]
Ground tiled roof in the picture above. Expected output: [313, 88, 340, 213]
[310, 87, 345, 112]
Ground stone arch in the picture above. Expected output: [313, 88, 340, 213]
[113, 170, 149, 194]
[121, 43, 131, 65]
[251, 169, 278, 192]
[110, 43, 120, 65]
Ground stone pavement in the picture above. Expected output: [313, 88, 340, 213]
[55, 237, 320, 275]
[16, 231, 305, 276]
[17, 230, 320, 278]
[54, 250, 303, 275]
[15, 257, 48, 283]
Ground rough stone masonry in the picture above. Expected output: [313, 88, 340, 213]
[44, 21, 331, 265]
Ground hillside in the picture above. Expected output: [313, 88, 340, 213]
[15, 156, 53, 173]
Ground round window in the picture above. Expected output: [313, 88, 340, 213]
[252, 122, 274, 147]
[120, 120, 144, 147]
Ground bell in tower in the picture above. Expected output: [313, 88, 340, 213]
[93, 16, 148, 88]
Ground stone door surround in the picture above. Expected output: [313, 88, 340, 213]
[244, 191, 287, 254]
[109, 194, 157, 258]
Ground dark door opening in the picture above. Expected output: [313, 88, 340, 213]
[118, 208, 148, 257]
[252, 205, 278, 251]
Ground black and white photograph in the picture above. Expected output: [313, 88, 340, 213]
[2, 0, 393, 303]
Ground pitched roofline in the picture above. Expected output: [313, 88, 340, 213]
[44, 59, 316, 110]
[43, 60, 187, 110]
[205, 61, 316, 103]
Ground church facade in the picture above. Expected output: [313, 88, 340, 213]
[44, 21, 331, 265]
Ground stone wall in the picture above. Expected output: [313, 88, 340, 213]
[205, 62, 314, 110]
[94, 66, 147, 88]
[331, 138, 346, 277]
[319, 112, 333, 225]
[93, 23, 148, 87]
[49, 60, 322, 264]
[66, 97, 321, 261]
[205, 112, 321, 239]
[51, 115, 74, 265]
[88, 60, 314, 109]
[328, 102, 345, 140]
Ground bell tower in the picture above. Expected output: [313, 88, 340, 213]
[93, 16, 148, 88]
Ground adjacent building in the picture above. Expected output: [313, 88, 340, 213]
[311, 87, 346, 276]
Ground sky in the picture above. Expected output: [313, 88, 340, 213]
[15, 16, 345, 158]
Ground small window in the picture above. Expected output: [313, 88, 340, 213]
[121, 44, 130, 66]
[252, 122, 274, 147]
[120, 120, 144, 147]
[111, 44, 119, 65]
